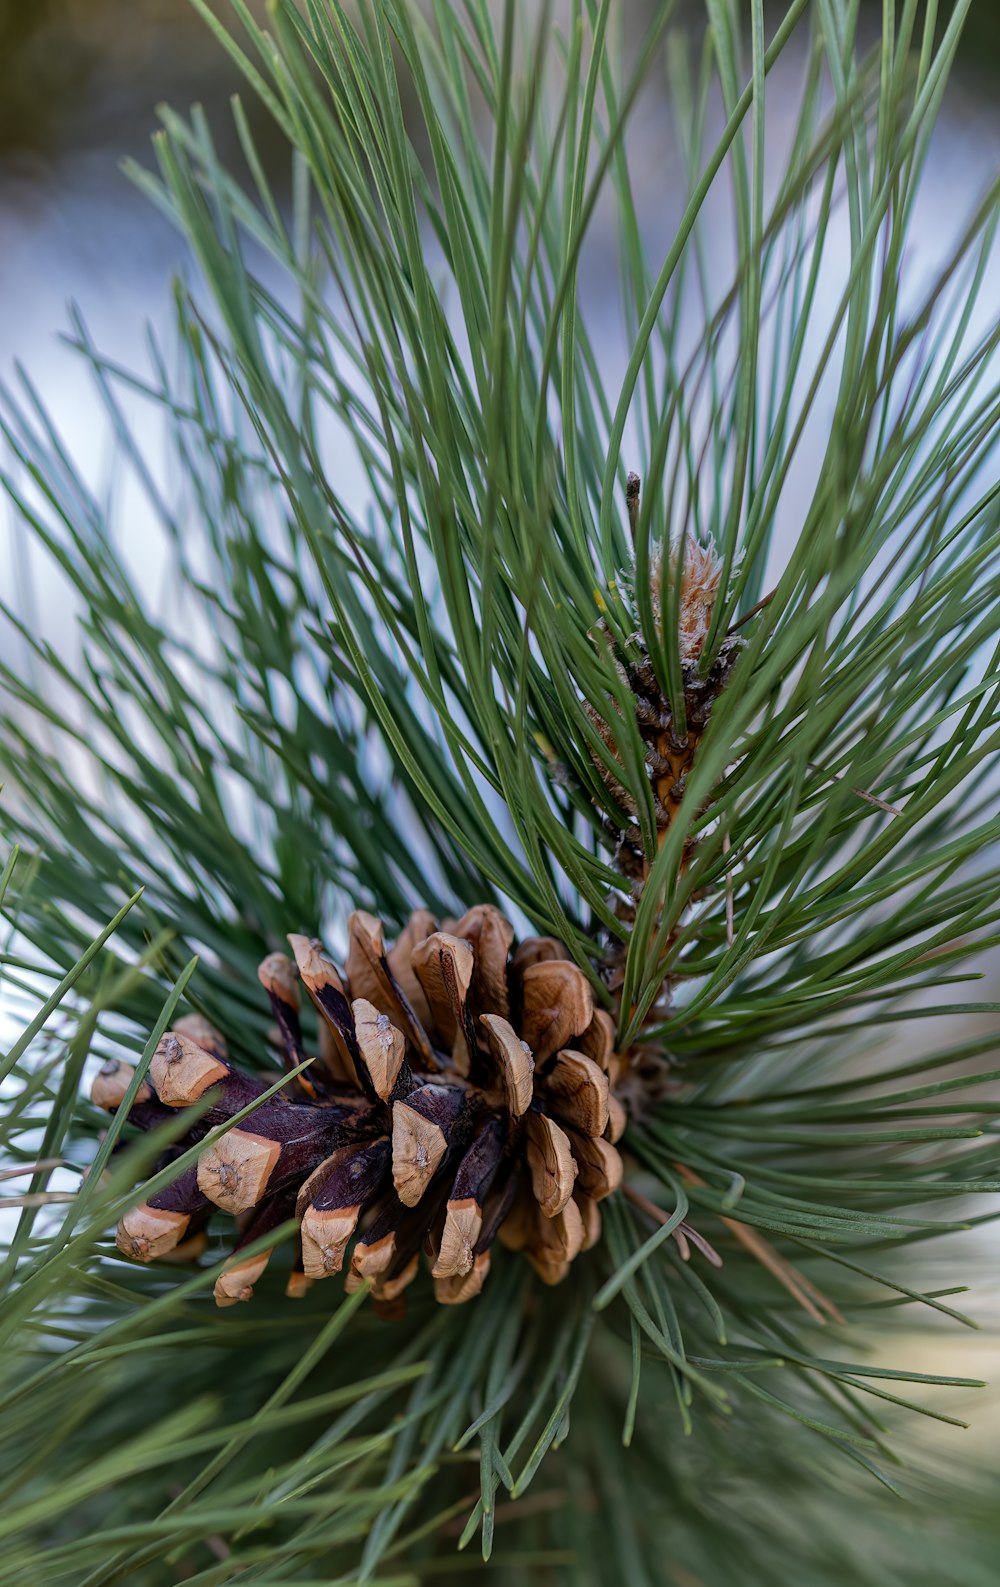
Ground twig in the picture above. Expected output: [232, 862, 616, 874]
[168, 1488, 230, 1560]
[0, 1159, 66, 1183]
[0, 1193, 77, 1208]
[626, 471, 641, 539]
[847, 785, 902, 817]
[674, 1165, 845, 1326]
[622, 1183, 666, 1223]
[727, 589, 776, 632]
[809, 761, 902, 817]
[623, 1183, 723, 1268]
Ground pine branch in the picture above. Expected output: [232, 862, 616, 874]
[1, 2, 999, 1583]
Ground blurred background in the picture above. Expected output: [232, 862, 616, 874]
[3, 0, 1000, 440]
[0, 0, 997, 1477]
[3, 0, 1000, 611]
[3, 0, 1000, 582]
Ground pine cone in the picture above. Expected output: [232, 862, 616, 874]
[93, 908, 629, 1310]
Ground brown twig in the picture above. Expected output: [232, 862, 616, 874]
[727, 588, 776, 632]
[0, 1192, 76, 1208]
[808, 761, 902, 817]
[722, 829, 734, 948]
[626, 471, 641, 539]
[168, 1488, 230, 1560]
[622, 1182, 723, 1268]
[623, 1183, 671, 1225]
[0, 1159, 66, 1183]
[674, 1165, 845, 1326]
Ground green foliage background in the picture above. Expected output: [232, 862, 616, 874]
[1, 2, 999, 1582]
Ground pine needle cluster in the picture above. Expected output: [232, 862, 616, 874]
[1, 3, 999, 1583]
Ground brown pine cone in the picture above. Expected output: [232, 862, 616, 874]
[93, 907, 629, 1310]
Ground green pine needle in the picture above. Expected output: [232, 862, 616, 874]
[2, 1, 999, 1582]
